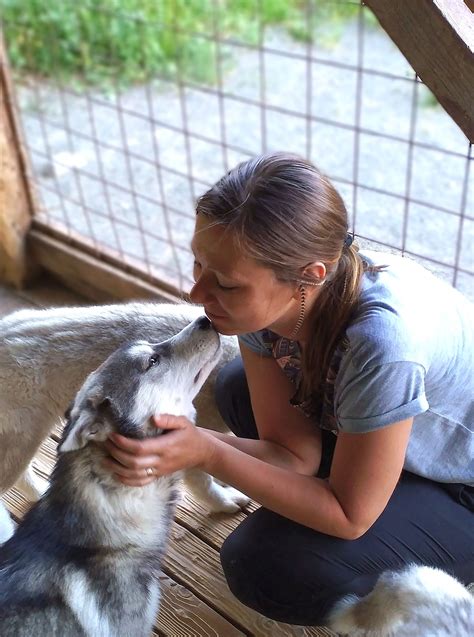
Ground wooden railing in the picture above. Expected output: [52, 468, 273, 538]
[366, 0, 474, 143]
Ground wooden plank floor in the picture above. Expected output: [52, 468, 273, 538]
[0, 275, 338, 637]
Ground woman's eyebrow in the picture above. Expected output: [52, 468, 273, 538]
[190, 242, 244, 282]
[193, 258, 242, 282]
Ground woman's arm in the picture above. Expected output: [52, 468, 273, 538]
[202, 417, 413, 539]
[215, 344, 413, 536]
[200, 343, 326, 474]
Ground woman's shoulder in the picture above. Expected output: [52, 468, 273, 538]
[359, 250, 472, 309]
[345, 313, 416, 372]
[347, 251, 438, 370]
[345, 252, 472, 373]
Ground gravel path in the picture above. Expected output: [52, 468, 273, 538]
[15, 19, 473, 298]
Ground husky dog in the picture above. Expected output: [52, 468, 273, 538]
[0, 315, 224, 636]
[328, 564, 474, 637]
[0, 302, 248, 541]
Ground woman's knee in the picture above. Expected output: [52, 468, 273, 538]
[220, 510, 355, 625]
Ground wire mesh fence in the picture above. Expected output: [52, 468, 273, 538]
[1, 0, 472, 299]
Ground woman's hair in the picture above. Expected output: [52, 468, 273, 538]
[196, 151, 368, 402]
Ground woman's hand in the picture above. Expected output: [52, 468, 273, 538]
[102, 415, 216, 487]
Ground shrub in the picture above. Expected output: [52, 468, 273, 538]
[0, 0, 366, 86]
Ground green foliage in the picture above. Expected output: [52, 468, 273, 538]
[0, 0, 370, 86]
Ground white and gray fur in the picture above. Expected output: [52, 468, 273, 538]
[0, 315, 224, 636]
[0, 302, 249, 542]
[328, 564, 474, 637]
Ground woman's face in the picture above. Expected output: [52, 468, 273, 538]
[189, 214, 299, 336]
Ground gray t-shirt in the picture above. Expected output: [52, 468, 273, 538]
[239, 251, 474, 485]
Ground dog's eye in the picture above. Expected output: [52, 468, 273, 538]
[146, 354, 160, 370]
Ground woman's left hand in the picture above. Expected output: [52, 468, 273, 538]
[102, 414, 215, 487]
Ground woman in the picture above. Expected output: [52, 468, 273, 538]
[103, 152, 474, 625]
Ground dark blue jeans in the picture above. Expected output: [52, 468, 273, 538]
[215, 357, 474, 626]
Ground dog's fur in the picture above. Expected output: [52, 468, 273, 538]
[0, 302, 249, 542]
[328, 564, 474, 636]
[0, 315, 224, 636]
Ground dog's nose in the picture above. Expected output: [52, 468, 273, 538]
[196, 315, 212, 330]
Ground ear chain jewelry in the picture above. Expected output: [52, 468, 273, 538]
[290, 278, 325, 339]
[290, 284, 307, 339]
[290, 236, 353, 339]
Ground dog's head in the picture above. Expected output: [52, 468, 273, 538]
[58, 315, 221, 453]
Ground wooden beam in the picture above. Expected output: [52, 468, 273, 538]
[28, 228, 182, 303]
[365, 0, 474, 142]
[0, 34, 39, 286]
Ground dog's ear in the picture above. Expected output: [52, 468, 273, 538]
[58, 398, 115, 453]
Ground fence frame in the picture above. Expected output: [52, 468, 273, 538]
[0, 35, 38, 287]
[0, 1, 472, 300]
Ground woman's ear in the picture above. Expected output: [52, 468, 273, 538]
[291, 262, 327, 299]
[302, 261, 326, 282]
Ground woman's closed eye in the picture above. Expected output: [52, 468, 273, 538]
[194, 260, 237, 291]
[216, 281, 238, 291]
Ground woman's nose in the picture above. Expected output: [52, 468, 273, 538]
[189, 283, 200, 303]
[189, 277, 210, 304]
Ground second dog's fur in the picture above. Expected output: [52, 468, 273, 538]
[328, 564, 474, 636]
[0, 315, 222, 636]
[0, 302, 248, 542]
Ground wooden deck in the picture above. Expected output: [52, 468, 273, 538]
[0, 276, 337, 637]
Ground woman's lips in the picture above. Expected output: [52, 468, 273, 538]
[205, 308, 226, 320]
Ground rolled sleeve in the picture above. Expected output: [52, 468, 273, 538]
[336, 361, 429, 432]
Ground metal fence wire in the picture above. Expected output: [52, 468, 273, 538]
[1, 0, 473, 299]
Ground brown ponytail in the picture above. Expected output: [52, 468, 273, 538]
[296, 242, 367, 403]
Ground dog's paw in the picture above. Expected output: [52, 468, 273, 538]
[216, 484, 251, 511]
[205, 483, 250, 514]
[183, 469, 250, 514]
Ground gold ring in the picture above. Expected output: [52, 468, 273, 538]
[146, 467, 155, 477]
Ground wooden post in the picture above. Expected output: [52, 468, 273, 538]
[365, 0, 474, 143]
[0, 34, 38, 287]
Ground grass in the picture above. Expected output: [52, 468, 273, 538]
[0, 0, 372, 87]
